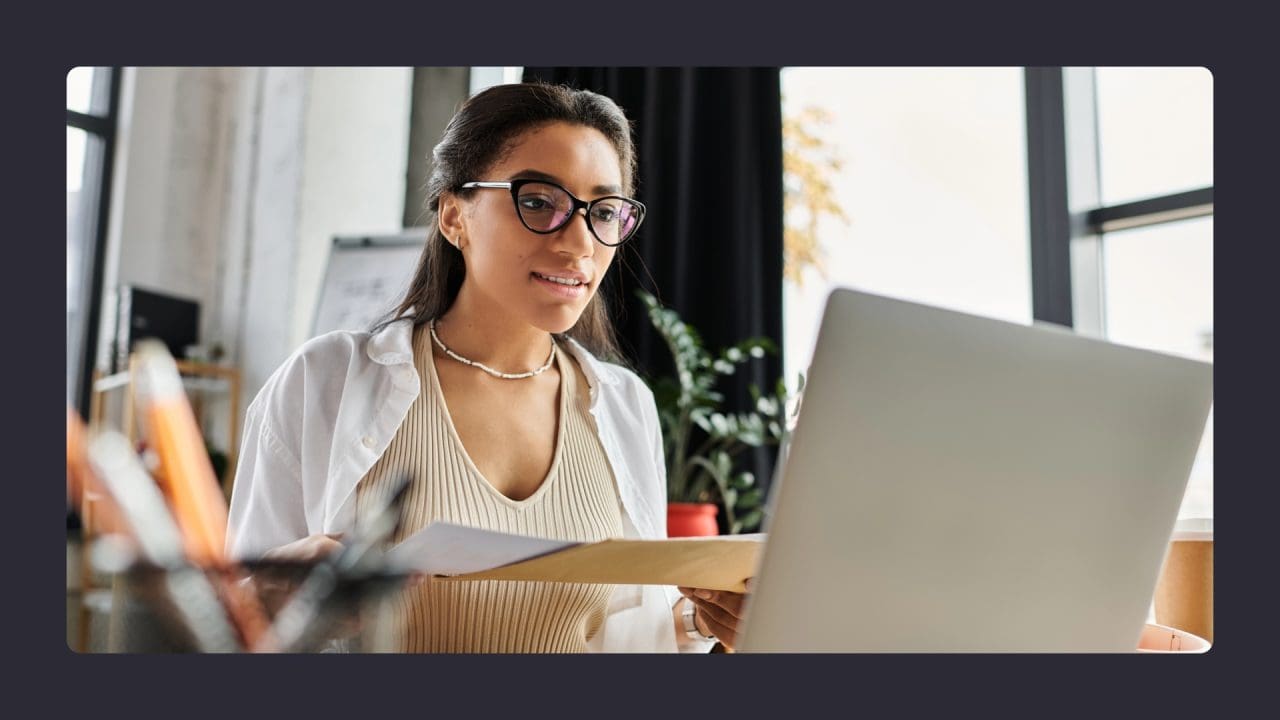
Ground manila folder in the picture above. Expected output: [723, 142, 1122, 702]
[437, 534, 764, 593]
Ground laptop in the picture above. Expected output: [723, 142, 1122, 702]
[738, 288, 1213, 652]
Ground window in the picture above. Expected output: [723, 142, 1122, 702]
[782, 67, 1213, 521]
[1102, 217, 1213, 362]
[66, 67, 119, 414]
[1095, 67, 1213, 207]
[1102, 216, 1213, 519]
[780, 67, 1032, 383]
[1086, 68, 1214, 520]
[469, 67, 524, 96]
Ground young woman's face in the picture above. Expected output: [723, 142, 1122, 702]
[442, 122, 625, 334]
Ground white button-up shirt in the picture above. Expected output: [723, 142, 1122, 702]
[226, 318, 714, 653]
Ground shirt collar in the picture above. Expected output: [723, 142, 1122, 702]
[561, 336, 620, 408]
[366, 317, 415, 366]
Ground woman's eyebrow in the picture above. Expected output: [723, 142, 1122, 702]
[506, 168, 623, 195]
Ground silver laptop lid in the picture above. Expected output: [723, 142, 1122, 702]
[739, 288, 1212, 652]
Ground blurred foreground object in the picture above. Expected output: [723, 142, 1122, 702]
[267, 475, 414, 652]
[68, 343, 412, 651]
[133, 340, 229, 567]
[85, 431, 240, 651]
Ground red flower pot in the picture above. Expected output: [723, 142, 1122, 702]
[667, 502, 719, 537]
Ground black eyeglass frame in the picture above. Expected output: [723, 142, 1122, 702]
[459, 179, 647, 247]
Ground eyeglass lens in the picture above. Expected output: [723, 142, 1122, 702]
[515, 182, 641, 244]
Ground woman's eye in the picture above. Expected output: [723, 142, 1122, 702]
[519, 196, 553, 211]
[591, 206, 619, 223]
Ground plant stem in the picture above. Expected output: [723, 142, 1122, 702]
[672, 409, 693, 499]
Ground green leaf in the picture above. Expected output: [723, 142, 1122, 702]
[709, 413, 730, 436]
[729, 415, 747, 437]
[737, 509, 764, 532]
[738, 488, 764, 509]
[734, 414, 765, 445]
[712, 450, 732, 480]
[756, 397, 779, 416]
[722, 488, 737, 508]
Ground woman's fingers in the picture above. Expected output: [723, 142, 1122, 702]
[692, 599, 739, 649]
[693, 596, 742, 629]
[262, 533, 345, 563]
[684, 588, 746, 619]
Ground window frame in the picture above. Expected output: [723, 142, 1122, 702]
[67, 67, 121, 418]
[1025, 66, 1214, 520]
[781, 66, 1213, 520]
[1024, 66, 1214, 335]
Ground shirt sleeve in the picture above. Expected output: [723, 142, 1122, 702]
[225, 383, 308, 560]
[641, 381, 716, 653]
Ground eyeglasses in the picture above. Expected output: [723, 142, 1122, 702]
[459, 179, 646, 247]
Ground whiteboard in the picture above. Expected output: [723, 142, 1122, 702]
[311, 230, 427, 338]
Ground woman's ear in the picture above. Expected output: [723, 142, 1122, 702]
[438, 192, 466, 249]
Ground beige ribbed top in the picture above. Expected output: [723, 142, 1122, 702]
[355, 326, 623, 653]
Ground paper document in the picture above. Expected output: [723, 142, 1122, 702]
[385, 522, 764, 593]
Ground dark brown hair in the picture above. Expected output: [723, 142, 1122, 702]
[377, 81, 637, 363]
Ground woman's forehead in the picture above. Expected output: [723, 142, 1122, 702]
[491, 122, 625, 190]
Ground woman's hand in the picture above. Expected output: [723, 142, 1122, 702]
[678, 578, 754, 651]
[260, 532, 345, 563]
[254, 533, 345, 616]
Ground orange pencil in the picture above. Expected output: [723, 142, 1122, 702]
[132, 342, 276, 649]
[132, 341, 229, 568]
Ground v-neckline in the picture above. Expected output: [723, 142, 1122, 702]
[421, 328, 568, 506]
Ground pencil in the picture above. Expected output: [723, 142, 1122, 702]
[132, 341, 275, 649]
[132, 341, 229, 567]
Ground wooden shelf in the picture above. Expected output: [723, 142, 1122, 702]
[89, 357, 241, 498]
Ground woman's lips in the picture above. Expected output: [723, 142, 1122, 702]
[531, 272, 588, 299]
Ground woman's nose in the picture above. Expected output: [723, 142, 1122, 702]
[554, 208, 596, 257]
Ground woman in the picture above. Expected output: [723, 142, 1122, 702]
[226, 82, 750, 652]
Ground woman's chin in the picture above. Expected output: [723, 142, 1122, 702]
[533, 306, 589, 336]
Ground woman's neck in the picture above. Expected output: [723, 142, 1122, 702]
[434, 289, 556, 374]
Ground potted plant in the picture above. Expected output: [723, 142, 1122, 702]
[638, 290, 800, 536]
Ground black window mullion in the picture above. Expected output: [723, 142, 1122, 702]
[1024, 67, 1074, 328]
[74, 67, 122, 418]
[66, 109, 111, 136]
[1086, 186, 1213, 234]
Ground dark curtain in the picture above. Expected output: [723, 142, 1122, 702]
[523, 67, 785, 523]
